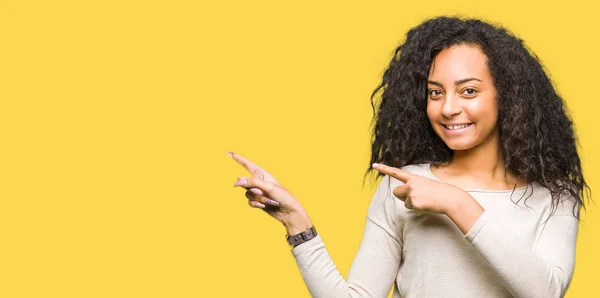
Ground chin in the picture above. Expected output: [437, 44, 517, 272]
[448, 145, 474, 151]
[442, 140, 477, 151]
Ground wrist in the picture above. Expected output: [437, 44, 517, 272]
[445, 189, 471, 215]
[283, 212, 313, 235]
[446, 191, 484, 234]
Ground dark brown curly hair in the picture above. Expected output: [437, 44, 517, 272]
[365, 16, 590, 218]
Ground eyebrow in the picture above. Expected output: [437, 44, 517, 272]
[428, 78, 482, 87]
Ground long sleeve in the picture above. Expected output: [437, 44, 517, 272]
[465, 199, 579, 298]
[291, 175, 402, 298]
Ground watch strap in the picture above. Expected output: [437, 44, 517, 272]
[286, 226, 318, 247]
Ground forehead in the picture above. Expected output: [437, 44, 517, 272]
[428, 44, 490, 80]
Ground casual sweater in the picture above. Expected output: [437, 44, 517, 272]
[291, 164, 579, 298]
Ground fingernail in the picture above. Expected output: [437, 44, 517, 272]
[372, 163, 380, 168]
[227, 151, 234, 157]
[266, 199, 280, 206]
[234, 179, 247, 187]
[250, 188, 263, 195]
[254, 202, 266, 208]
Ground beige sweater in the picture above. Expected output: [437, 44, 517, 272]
[291, 164, 578, 298]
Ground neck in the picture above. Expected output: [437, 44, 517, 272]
[450, 147, 506, 179]
[432, 129, 527, 190]
[447, 128, 510, 182]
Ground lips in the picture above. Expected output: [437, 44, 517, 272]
[443, 123, 473, 130]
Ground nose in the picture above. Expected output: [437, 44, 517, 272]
[441, 94, 462, 118]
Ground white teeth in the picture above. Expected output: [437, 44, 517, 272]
[446, 124, 471, 130]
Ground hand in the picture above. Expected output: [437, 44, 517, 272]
[229, 152, 312, 231]
[371, 163, 470, 215]
[230, 152, 281, 186]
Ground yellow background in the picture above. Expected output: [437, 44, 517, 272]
[1, 0, 598, 297]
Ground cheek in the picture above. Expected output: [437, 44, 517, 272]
[482, 99, 499, 124]
[426, 101, 437, 121]
[466, 98, 497, 121]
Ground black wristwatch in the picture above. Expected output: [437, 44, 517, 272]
[286, 226, 318, 247]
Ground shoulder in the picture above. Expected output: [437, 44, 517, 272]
[369, 165, 431, 228]
[400, 163, 431, 176]
[519, 182, 580, 217]
[385, 163, 432, 188]
[372, 163, 432, 203]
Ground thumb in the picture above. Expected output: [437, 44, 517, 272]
[392, 184, 409, 202]
[235, 176, 280, 198]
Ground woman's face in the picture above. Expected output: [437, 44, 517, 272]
[426, 44, 499, 152]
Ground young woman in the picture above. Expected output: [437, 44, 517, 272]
[229, 16, 590, 298]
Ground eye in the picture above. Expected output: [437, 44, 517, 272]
[462, 88, 477, 96]
[428, 89, 443, 99]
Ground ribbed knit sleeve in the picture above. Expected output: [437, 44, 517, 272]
[291, 175, 403, 298]
[465, 200, 579, 298]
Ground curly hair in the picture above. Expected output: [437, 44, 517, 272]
[365, 16, 590, 218]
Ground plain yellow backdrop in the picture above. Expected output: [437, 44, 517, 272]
[1, 0, 598, 297]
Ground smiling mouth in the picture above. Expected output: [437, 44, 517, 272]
[443, 123, 473, 130]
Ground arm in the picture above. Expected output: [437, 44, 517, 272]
[369, 163, 578, 297]
[291, 175, 402, 298]
[449, 197, 578, 298]
[229, 154, 401, 297]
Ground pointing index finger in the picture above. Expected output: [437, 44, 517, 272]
[230, 152, 261, 173]
[372, 163, 412, 183]
[229, 152, 263, 174]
